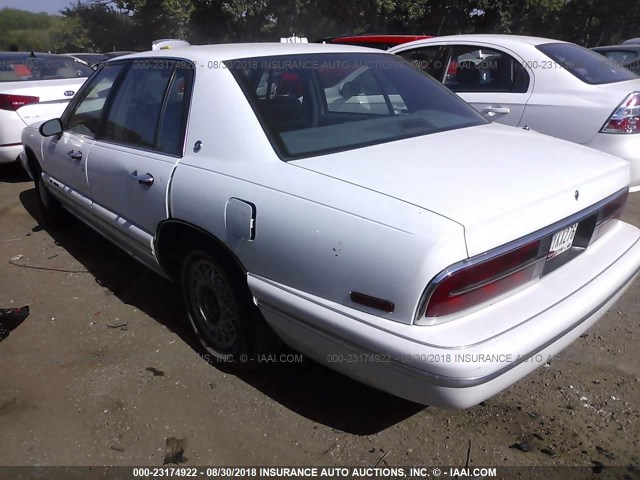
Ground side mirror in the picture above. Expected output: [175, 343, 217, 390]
[39, 118, 63, 137]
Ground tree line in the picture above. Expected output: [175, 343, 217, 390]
[2, 0, 640, 53]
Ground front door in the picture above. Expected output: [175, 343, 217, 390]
[41, 64, 124, 213]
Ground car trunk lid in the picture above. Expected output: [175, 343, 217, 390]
[0, 77, 87, 124]
[293, 123, 629, 256]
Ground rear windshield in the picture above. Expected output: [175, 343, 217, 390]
[226, 53, 486, 160]
[537, 43, 637, 84]
[0, 54, 93, 82]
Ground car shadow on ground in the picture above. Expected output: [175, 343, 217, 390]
[18, 188, 425, 435]
[0, 162, 30, 184]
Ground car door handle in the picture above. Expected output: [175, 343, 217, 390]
[483, 106, 511, 115]
[129, 170, 154, 186]
[68, 150, 82, 160]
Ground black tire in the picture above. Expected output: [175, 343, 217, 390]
[34, 171, 65, 229]
[180, 249, 275, 370]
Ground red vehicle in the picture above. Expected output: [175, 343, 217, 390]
[317, 34, 433, 50]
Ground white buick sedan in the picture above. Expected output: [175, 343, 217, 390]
[390, 35, 640, 191]
[20, 43, 640, 408]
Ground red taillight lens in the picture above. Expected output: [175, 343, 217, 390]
[425, 241, 543, 318]
[0, 94, 39, 111]
[590, 190, 628, 243]
[421, 189, 628, 320]
[601, 93, 640, 134]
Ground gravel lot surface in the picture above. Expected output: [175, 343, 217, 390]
[0, 162, 638, 476]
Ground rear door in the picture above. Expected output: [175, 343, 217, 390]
[86, 60, 193, 253]
[442, 44, 533, 126]
[396, 43, 533, 127]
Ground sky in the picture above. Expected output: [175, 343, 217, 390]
[0, 0, 77, 15]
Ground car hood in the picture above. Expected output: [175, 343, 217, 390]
[293, 123, 630, 256]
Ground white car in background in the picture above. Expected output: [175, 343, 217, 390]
[20, 43, 640, 408]
[0, 52, 93, 164]
[390, 35, 640, 191]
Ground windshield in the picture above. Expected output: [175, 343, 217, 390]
[0, 54, 94, 82]
[227, 53, 487, 160]
[537, 43, 637, 85]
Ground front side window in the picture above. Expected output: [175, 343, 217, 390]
[63, 64, 124, 137]
[227, 53, 486, 160]
[538, 43, 637, 85]
[443, 46, 529, 93]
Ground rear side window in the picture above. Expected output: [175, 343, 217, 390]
[444, 46, 529, 93]
[101, 61, 193, 155]
[102, 62, 174, 149]
[156, 67, 193, 155]
[538, 43, 637, 84]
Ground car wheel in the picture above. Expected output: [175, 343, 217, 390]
[33, 171, 65, 228]
[181, 249, 273, 369]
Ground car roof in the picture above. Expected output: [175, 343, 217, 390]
[111, 42, 389, 63]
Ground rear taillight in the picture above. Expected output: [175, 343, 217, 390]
[0, 94, 39, 111]
[424, 240, 545, 318]
[590, 189, 628, 243]
[601, 92, 640, 134]
[419, 189, 629, 321]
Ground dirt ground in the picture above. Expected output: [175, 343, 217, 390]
[0, 161, 639, 474]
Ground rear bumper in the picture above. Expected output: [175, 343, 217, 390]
[585, 133, 640, 191]
[0, 144, 22, 164]
[0, 109, 26, 163]
[248, 221, 640, 408]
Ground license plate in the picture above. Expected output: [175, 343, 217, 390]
[547, 223, 578, 260]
